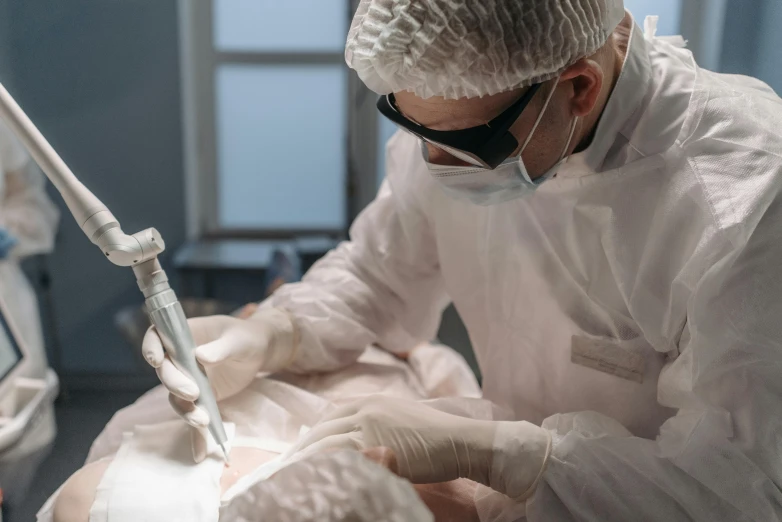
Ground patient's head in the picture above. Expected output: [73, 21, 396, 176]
[52, 448, 437, 522]
[222, 450, 434, 521]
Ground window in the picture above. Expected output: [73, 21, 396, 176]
[624, 0, 682, 35]
[180, 0, 351, 237]
[216, 65, 347, 229]
[214, 0, 347, 52]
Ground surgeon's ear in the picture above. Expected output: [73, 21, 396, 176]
[560, 58, 604, 118]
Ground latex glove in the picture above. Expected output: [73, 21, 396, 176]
[285, 396, 552, 501]
[0, 229, 18, 259]
[142, 308, 297, 451]
[233, 302, 260, 319]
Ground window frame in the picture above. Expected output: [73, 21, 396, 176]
[178, 0, 377, 240]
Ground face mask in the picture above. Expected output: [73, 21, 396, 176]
[424, 78, 578, 206]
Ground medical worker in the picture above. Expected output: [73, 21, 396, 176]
[144, 0, 782, 519]
[0, 117, 59, 507]
[0, 118, 58, 376]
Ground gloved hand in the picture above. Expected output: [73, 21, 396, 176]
[142, 307, 297, 433]
[0, 228, 18, 259]
[285, 396, 552, 501]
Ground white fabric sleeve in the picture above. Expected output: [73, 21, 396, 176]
[0, 119, 30, 173]
[522, 200, 782, 521]
[264, 132, 449, 373]
[1, 161, 60, 259]
[407, 343, 482, 399]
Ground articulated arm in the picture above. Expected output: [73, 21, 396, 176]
[0, 82, 163, 267]
[0, 82, 228, 457]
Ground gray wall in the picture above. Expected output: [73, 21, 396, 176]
[0, 0, 186, 380]
[754, 0, 782, 92]
[720, 0, 782, 92]
[0, 1, 12, 91]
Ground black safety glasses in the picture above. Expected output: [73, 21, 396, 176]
[377, 83, 542, 169]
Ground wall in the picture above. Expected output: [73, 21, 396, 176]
[720, 0, 782, 93]
[624, 0, 681, 35]
[0, 0, 186, 382]
[719, 0, 761, 78]
[754, 0, 782, 92]
[0, 1, 12, 89]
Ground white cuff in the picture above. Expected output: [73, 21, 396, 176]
[490, 421, 552, 501]
[250, 307, 300, 372]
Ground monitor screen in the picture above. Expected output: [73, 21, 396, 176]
[0, 308, 22, 383]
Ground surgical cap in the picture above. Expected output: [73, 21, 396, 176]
[346, 0, 626, 100]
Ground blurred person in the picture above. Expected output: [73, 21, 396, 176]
[0, 113, 60, 516]
[0, 118, 59, 375]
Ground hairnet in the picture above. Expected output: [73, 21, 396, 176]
[345, 0, 626, 100]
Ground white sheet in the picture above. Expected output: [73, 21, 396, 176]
[89, 422, 235, 522]
[37, 344, 483, 521]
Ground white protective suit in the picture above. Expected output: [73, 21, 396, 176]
[264, 15, 782, 521]
[0, 111, 59, 510]
[0, 118, 59, 378]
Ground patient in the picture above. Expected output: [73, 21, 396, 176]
[39, 342, 493, 522]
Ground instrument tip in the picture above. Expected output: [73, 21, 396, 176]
[220, 443, 230, 463]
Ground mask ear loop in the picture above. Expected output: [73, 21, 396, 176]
[559, 116, 579, 161]
[519, 75, 562, 155]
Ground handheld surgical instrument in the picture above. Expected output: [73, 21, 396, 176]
[0, 83, 229, 460]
